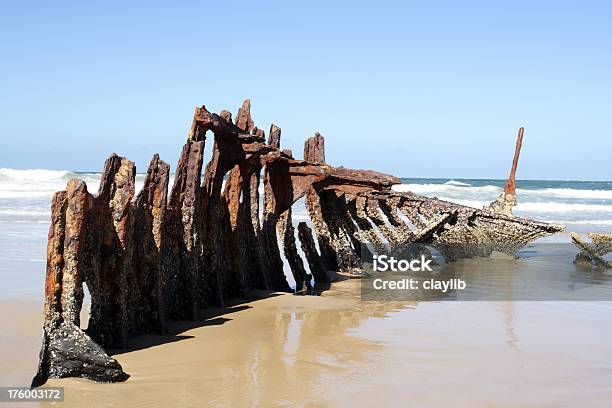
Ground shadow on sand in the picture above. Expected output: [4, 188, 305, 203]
[110, 291, 286, 355]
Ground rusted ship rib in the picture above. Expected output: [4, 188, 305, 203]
[571, 233, 612, 268]
[32, 100, 563, 386]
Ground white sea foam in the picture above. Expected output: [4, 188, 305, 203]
[444, 180, 472, 187]
[0, 168, 73, 198]
[0, 190, 58, 198]
[0, 220, 50, 224]
[0, 169, 172, 200]
[0, 168, 71, 181]
[393, 183, 501, 195]
[0, 209, 49, 216]
[547, 220, 612, 226]
[515, 202, 612, 213]
[518, 188, 612, 200]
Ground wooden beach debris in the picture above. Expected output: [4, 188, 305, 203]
[33, 100, 563, 386]
[571, 232, 612, 268]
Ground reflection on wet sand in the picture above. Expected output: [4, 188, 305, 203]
[42, 281, 416, 407]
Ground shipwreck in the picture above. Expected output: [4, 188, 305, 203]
[32, 100, 563, 386]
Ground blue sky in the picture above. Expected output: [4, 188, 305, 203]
[0, 1, 610, 180]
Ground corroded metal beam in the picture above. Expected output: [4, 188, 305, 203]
[486, 127, 524, 216]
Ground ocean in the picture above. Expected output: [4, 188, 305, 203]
[2, 168, 612, 298]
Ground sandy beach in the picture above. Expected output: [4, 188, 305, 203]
[3, 262, 612, 408]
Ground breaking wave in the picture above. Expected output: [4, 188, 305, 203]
[516, 202, 612, 213]
[444, 180, 472, 187]
[393, 183, 501, 195]
[517, 188, 612, 200]
[547, 220, 612, 226]
[0, 168, 71, 181]
[2, 169, 612, 231]
[0, 168, 77, 199]
[0, 168, 153, 199]
[0, 209, 50, 216]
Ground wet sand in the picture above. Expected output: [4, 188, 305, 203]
[0, 300, 43, 390]
[2, 264, 612, 408]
